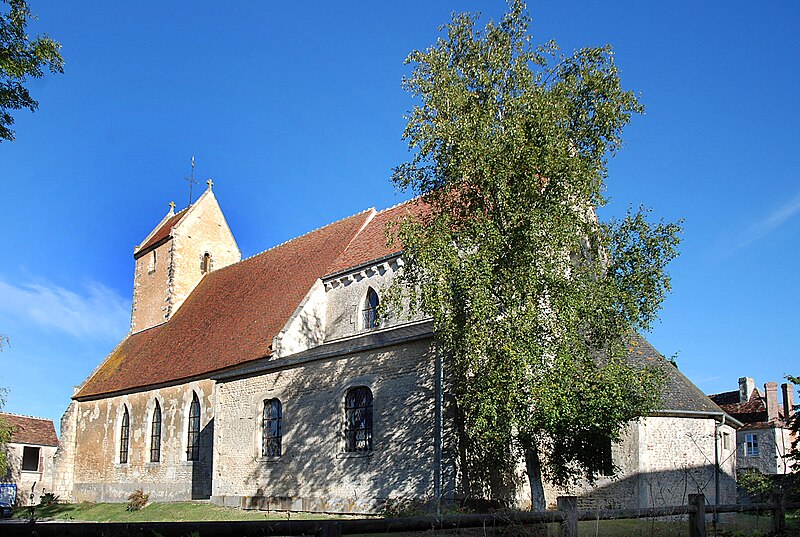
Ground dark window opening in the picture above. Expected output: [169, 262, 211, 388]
[119, 406, 130, 464]
[151, 400, 162, 463]
[201, 252, 212, 274]
[21, 446, 40, 472]
[600, 437, 614, 476]
[363, 288, 379, 330]
[187, 393, 200, 461]
[262, 398, 282, 457]
[345, 386, 373, 452]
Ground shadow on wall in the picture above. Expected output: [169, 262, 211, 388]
[224, 341, 443, 514]
[192, 418, 214, 500]
[574, 465, 737, 510]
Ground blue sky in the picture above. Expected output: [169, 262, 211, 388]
[1, 1, 798, 427]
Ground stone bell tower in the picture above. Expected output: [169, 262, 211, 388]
[130, 181, 240, 332]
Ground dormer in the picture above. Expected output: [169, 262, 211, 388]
[130, 184, 240, 332]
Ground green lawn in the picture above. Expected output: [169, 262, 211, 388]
[14, 501, 341, 523]
[13, 503, 799, 537]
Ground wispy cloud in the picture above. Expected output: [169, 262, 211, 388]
[732, 192, 800, 252]
[0, 277, 130, 340]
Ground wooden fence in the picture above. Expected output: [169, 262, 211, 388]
[2, 492, 798, 537]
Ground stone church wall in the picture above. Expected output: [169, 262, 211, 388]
[130, 239, 173, 332]
[212, 338, 437, 514]
[70, 379, 215, 502]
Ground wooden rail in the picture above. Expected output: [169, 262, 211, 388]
[1, 492, 797, 537]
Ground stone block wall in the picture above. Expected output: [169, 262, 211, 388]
[738, 426, 793, 475]
[212, 338, 437, 514]
[2, 442, 57, 505]
[71, 379, 215, 502]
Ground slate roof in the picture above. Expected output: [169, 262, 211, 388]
[709, 388, 784, 428]
[76, 210, 375, 399]
[625, 336, 726, 414]
[0, 413, 58, 446]
[135, 208, 188, 257]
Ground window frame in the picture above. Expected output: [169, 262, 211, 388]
[745, 433, 759, 457]
[344, 386, 373, 453]
[187, 392, 201, 461]
[261, 398, 283, 458]
[21, 446, 40, 472]
[119, 405, 130, 464]
[150, 400, 162, 463]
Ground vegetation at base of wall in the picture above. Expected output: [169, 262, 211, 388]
[387, 0, 679, 509]
[737, 469, 773, 502]
[14, 501, 346, 522]
[126, 488, 150, 511]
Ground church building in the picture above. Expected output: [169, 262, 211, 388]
[51, 184, 740, 512]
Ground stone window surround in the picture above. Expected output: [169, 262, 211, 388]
[114, 398, 132, 467]
[145, 395, 165, 465]
[745, 432, 759, 457]
[337, 375, 378, 458]
[179, 383, 209, 466]
[251, 386, 289, 462]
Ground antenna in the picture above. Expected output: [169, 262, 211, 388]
[185, 156, 199, 206]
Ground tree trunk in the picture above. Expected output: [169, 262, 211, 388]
[524, 441, 546, 511]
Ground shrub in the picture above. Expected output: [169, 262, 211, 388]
[38, 492, 59, 506]
[126, 489, 149, 511]
[381, 497, 426, 517]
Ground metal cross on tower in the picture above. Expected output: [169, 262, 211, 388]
[185, 156, 199, 206]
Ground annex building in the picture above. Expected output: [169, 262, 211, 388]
[51, 184, 740, 512]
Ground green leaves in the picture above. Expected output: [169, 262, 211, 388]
[0, 0, 64, 141]
[390, 1, 682, 499]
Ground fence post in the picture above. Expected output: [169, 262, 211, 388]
[688, 493, 706, 537]
[556, 495, 578, 537]
[772, 490, 786, 533]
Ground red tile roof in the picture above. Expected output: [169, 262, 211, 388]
[326, 199, 429, 275]
[0, 413, 58, 446]
[76, 210, 373, 398]
[709, 388, 786, 428]
[135, 208, 188, 257]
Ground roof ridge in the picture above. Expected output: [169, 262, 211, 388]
[236, 208, 374, 265]
[0, 412, 53, 422]
[378, 195, 419, 214]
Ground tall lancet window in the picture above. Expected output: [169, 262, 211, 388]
[150, 400, 162, 463]
[262, 399, 282, 458]
[201, 252, 212, 274]
[363, 287, 379, 330]
[119, 406, 130, 464]
[345, 387, 373, 452]
[187, 392, 200, 461]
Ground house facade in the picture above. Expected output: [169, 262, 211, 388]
[0, 413, 59, 505]
[52, 186, 739, 511]
[710, 377, 795, 476]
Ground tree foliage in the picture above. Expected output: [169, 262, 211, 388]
[788, 376, 799, 477]
[0, 0, 63, 141]
[389, 1, 681, 507]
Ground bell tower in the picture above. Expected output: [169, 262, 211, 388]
[130, 182, 240, 332]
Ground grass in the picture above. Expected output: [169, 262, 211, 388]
[14, 501, 342, 523]
[12, 503, 799, 537]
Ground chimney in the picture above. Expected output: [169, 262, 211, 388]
[782, 383, 795, 419]
[764, 382, 779, 422]
[739, 377, 755, 403]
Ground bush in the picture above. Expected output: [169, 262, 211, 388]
[738, 469, 772, 502]
[38, 492, 59, 507]
[126, 489, 149, 511]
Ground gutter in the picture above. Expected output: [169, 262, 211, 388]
[648, 409, 743, 429]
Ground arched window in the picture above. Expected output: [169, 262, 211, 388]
[187, 392, 200, 461]
[363, 288, 379, 330]
[201, 252, 212, 274]
[150, 400, 162, 463]
[345, 387, 373, 452]
[262, 399, 282, 458]
[119, 405, 130, 464]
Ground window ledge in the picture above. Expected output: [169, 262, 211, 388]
[144, 462, 162, 468]
[21, 469, 41, 474]
[257, 456, 283, 464]
[336, 451, 374, 460]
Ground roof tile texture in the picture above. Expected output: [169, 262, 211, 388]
[77, 210, 373, 398]
[0, 413, 58, 446]
[136, 208, 188, 255]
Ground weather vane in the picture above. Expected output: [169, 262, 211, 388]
[185, 156, 199, 206]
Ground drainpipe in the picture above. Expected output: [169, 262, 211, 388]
[434, 350, 443, 515]
[714, 414, 726, 524]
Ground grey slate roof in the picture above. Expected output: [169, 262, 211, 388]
[625, 335, 726, 414]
